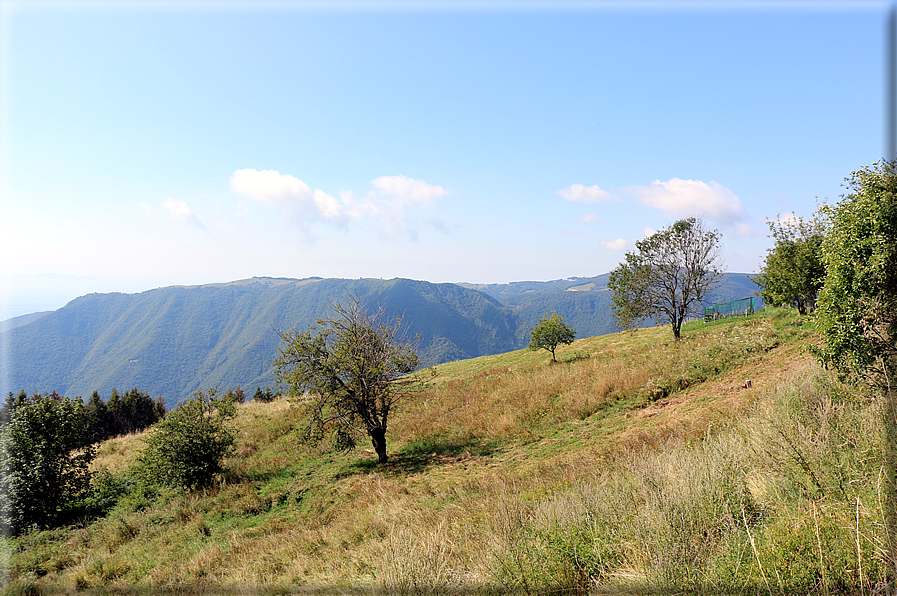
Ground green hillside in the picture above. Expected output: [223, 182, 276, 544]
[2, 273, 760, 408]
[4, 308, 886, 594]
[465, 272, 759, 339]
[3, 278, 521, 407]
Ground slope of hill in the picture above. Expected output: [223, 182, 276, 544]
[2, 277, 520, 406]
[462, 272, 760, 339]
[2, 273, 761, 406]
[0, 310, 52, 332]
[6, 308, 883, 594]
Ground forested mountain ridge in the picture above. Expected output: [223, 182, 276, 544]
[2, 273, 759, 407]
[2, 277, 521, 406]
[460, 272, 759, 339]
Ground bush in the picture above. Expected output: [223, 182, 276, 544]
[137, 388, 236, 491]
[0, 394, 95, 535]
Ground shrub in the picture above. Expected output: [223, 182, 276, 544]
[0, 394, 94, 535]
[137, 388, 236, 491]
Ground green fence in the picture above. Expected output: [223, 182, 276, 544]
[704, 297, 755, 321]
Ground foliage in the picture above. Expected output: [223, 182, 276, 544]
[252, 386, 277, 403]
[528, 311, 576, 362]
[608, 217, 724, 339]
[274, 298, 420, 464]
[83, 388, 165, 444]
[752, 214, 825, 315]
[814, 160, 897, 390]
[224, 386, 245, 404]
[137, 388, 236, 491]
[0, 393, 95, 535]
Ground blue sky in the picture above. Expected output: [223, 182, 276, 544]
[0, 1, 890, 316]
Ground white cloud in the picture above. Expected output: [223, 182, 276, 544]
[556, 184, 619, 203]
[162, 197, 192, 219]
[313, 189, 343, 220]
[371, 175, 447, 206]
[580, 213, 598, 223]
[229, 169, 311, 206]
[366, 175, 449, 236]
[229, 169, 449, 238]
[626, 178, 746, 223]
[162, 197, 207, 231]
[229, 169, 349, 232]
[600, 238, 626, 250]
[733, 223, 758, 236]
[643, 226, 656, 237]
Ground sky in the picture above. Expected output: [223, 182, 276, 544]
[0, 0, 891, 317]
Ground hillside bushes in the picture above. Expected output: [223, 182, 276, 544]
[137, 388, 236, 490]
[0, 393, 95, 535]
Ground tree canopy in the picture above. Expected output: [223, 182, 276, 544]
[752, 214, 825, 315]
[274, 298, 420, 464]
[608, 218, 723, 339]
[529, 311, 576, 362]
[814, 160, 897, 390]
[0, 393, 95, 535]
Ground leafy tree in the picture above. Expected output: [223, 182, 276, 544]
[84, 390, 113, 445]
[137, 388, 236, 490]
[0, 393, 95, 535]
[529, 311, 576, 362]
[812, 160, 897, 579]
[0, 391, 28, 426]
[274, 298, 420, 464]
[814, 160, 897, 390]
[752, 214, 825, 315]
[608, 218, 724, 340]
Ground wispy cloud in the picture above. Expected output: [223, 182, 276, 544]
[367, 174, 449, 236]
[162, 197, 207, 231]
[733, 222, 759, 236]
[580, 213, 598, 223]
[625, 178, 746, 224]
[556, 184, 619, 203]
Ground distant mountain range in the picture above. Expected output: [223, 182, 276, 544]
[1, 273, 759, 407]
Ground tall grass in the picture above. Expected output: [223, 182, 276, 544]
[401, 317, 779, 449]
[475, 364, 888, 594]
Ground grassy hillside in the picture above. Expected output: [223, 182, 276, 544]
[466, 272, 761, 340]
[3, 308, 887, 595]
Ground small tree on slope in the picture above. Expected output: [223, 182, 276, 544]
[274, 298, 420, 464]
[529, 311, 576, 363]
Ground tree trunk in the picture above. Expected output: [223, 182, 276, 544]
[369, 427, 388, 464]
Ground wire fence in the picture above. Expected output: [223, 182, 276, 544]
[704, 297, 756, 321]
